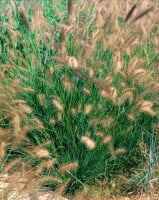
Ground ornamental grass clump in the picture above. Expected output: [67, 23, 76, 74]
[0, 0, 159, 198]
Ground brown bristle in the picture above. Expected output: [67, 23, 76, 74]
[19, 6, 31, 31]
[131, 7, 154, 24]
[125, 4, 137, 23]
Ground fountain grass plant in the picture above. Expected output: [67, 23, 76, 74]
[0, 0, 159, 198]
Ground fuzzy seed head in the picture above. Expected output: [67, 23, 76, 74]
[81, 136, 96, 150]
[68, 56, 78, 69]
[59, 162, 78, 173]
[52, 99, 63, 112]
[85, 104, 93, 115]
[103, 135, 112, 144]
[35, 148, 50, 158]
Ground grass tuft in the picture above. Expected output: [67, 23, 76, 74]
[0, 0, 159, 198]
